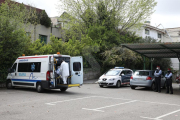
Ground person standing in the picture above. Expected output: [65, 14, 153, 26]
[154, 66, 162, 93]
[165, 68, 173, 94]
[60, 60, 69, 84]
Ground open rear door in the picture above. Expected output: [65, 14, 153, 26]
[70, 56, 83, 85]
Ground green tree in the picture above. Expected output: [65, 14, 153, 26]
[0, 0, 32, 81]
[40, 10, 51, 27]
[59, 0, 157, 32]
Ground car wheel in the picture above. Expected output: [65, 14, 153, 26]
[6, 80, 14, 89]
[116, 81, 121, 88]
[163, 82, 166, 89]
[99, 85, 103, 88]
[151, 82, 156, 91]
[131, 86, 136, 89]
[60, 87, 68, 92]
[36, 83, 44, 93]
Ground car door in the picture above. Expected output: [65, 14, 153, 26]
[70, 56, 83, 85]
[120, 70, 126, 83]
[9, 63, 17, 85]
[126, 70, 133, 83]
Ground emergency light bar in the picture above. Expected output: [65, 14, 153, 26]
[115, 67, 124, 69]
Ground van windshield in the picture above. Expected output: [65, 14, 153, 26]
[105, 70, 121, 76]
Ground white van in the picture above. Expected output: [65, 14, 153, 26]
[6, 54, 83, 92]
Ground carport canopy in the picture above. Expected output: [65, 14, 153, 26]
[121, 43, 180, 70]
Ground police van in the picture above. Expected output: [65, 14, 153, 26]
[6, 53, 83, 92]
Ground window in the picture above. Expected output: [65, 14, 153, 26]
[73, 62, 81, 71]
[105, 70, 121, 76]
[39, 35, 47, 44]
[18, 62, 41, 72]
[158, 33, 161, 38]
[145, 29, 150, 35]
[126, 70, 132, 75]
[139, 71, 149, 76]
[11, 63, 17, 72]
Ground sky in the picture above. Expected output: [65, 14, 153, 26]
[15, 0, 180, 29]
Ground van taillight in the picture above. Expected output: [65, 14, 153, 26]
[130, 76, 133, 79]
[46, 71, 50, 81]
[146, 76, 152, 80]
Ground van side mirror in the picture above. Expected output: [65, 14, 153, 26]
[121, 73, 125, 76]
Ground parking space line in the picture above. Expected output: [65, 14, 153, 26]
[140, 109, 180, 120]
[82, 100, 137, 112]
[45, 96, 97, 105]
[97, 96, 180, 107]
[82, 108, 105, 112]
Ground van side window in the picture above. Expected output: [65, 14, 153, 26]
[18, 62, 41, 72]
[11, 63, 17, 72]
[73, 62, 81, 71]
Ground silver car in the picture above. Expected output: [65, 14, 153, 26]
[130, 70, 166, 90]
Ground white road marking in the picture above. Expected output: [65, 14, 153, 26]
[82, 108, 104, 112]
[140, 116, 162, 120]
[140, 109, 180, 120]
[82, 100, 137, 112]
[156, 109, 180, 119]
[45, 96, 97, 105]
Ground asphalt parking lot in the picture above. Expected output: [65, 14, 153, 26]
[0, 83, 180, 120]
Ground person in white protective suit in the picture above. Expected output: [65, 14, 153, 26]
[60, 60, 69, 84]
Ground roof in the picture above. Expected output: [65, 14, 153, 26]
[143, 24, 165, 34]
[0, 0, 43, 14]
[121, 43, 180, 58]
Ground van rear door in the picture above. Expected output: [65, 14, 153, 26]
[70, 56, 83, 85]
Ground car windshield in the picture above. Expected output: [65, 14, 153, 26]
[105, 70, 121, 76]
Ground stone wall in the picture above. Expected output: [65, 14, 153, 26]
[83, 68, 101, 80]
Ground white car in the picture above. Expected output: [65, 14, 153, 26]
[98, 67, 133, 88]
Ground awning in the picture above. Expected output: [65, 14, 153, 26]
[121, 43, 180, 58]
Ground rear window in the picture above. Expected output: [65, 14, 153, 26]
[135, 71, 150, 76]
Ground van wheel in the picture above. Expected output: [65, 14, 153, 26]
[6, 80, 13, 89]
[60, 87, 68, 92]
[163, 82, 166, 89]
[131, 86, 136, 89]
[151, 83, 155, 91]
[36, 83, 44, 93]
[99, 85, 103, 88]
[116, 81, 121, 88]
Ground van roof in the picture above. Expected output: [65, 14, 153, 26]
[18, 54, 71, 59]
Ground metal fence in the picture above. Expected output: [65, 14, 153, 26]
[0, 72, 7, 83]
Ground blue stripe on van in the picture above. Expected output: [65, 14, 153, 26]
[11, 79, 41, 82]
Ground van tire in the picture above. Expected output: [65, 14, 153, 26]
[36, 83, 44, 93]
[116, 81, 121, 88]
[60, 87, 68, 92]
[6, 80, 13, 89]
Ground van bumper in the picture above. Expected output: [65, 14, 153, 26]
[41, 81, 50, 89]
